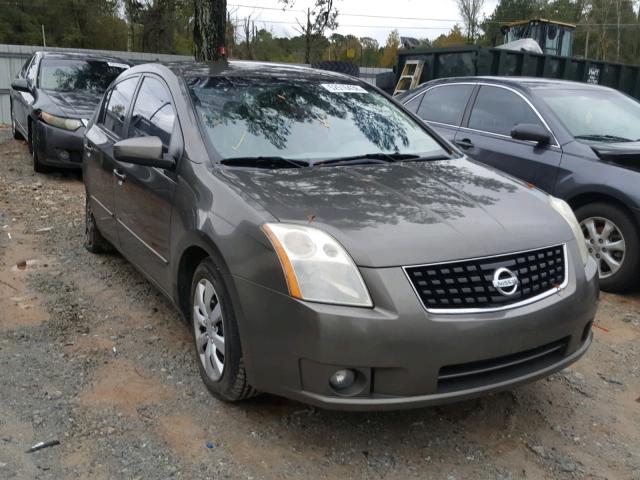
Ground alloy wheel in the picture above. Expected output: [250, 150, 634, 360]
[193, 278, 225, 381]
[580, 216, 626, 279]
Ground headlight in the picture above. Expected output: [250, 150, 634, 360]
[549, 196, 589, 266]
[40, 111, 83, 131]
[262, 223, 373, 307]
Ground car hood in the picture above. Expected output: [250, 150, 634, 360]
[223, 158, 573, 268]
[40, 89, 102, 118]
[589, 141, 640, 173]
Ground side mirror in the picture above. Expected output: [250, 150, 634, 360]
[113, 136, 175, 169]
[11, 78, 31, 93]
[511, 123, 551, 146]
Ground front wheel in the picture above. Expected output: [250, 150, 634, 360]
[10, 103, 22, 140]
[84, 196, 113, 253]
[576, 202, 640, 292]
[190, 258, 257, 402]
[30, 121, 49, 173]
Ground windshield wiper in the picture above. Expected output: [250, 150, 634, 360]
[575, 134, 634, 143]
[313, 152, 453, 167]
[402, 154, 452, 162]
[221, 156, 309, 169]
[313, 152, 421, 166]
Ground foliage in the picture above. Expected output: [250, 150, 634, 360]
[0, 0, 127, 50]
[481, 0, 640, 63]
[380, 30, 400, 67]
[432, 25, 467, 47]
[457, 0, 486, 43]
[278, 0, 339, 63]
[3, 0, 640, 67]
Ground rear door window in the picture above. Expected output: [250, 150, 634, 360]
[468, 85, 543, 136]
[416, 84, 474, 126]
[101, 76, 139, 137]
[127, 76, 175, 146]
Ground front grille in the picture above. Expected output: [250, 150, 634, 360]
[405, 245, 566, 311]
[437, 338, 568, 393]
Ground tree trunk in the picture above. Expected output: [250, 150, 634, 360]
[585, 28, 590, 58]
[616, 0, 621, 62]
[304, 8, 312, 63]
[125, 0, 134, 52]
[194, 0, 227, 61]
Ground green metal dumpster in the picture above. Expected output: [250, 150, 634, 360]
[395, 46, 640, 99]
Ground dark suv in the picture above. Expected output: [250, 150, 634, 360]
[400, 77, 640, 292]
[10, 51, 129, 172]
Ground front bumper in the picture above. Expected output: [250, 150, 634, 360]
[234, 242, 599, 411]
[34, 120, 85, 168]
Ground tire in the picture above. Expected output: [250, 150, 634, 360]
[30, 121, 49, 173]
[84, 196, 113, 254]
[190, 258, 257, 402]
[311, 60, 360, 77]
[575, 202, 640, 292]
[10, 102, 22, 140]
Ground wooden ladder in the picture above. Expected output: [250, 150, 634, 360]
[393, 59, 425, 95]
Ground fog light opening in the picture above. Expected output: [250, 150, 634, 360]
[329, 369, 356, 391]
[328, 368, 368, 396]
[57, 149, 70, 161]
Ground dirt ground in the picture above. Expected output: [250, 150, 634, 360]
[0, 127, 639, 480]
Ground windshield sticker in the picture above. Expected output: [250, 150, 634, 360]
[321, 83, 367, 94]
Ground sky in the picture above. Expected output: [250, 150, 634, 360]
[228, 0, 500, 45]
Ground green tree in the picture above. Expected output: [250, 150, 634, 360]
[359, 37, 382, 66]
[380, 29, 400, 67]
[280, 0, 338, 62]
[432, 24, 467, 47]
[457, 0, 486, 43]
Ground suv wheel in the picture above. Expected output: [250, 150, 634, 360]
[84, 196, 113, 253]
[190, 258, 257, 402]
[10, 103, 22, 140]
[30, 121, 49, 173]
[576, 202, 640, 292]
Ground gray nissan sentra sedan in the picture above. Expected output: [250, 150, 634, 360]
[83, 61, 599, 410]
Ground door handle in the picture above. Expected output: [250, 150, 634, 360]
[455, 138, 474, 150]
[113, 168, 126, 183]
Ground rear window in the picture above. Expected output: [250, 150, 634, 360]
[416, 84, 474, 126]
[188, 77, 447, 162]
[39, 58, 128, 92]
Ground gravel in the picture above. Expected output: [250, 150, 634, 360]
[1, 129, 639, 479]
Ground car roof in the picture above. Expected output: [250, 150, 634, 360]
[426, 76, 615, 93]
[126, 60, 362, 83]
[37, 51, 131, 65]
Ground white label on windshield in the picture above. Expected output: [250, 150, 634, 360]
[107, 62, 130, 69]
[321, 83, 367, 93]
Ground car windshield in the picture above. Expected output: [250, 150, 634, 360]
[39, 58, 128, 92]
[540, 87, 640, 142]
[187, 76, 450, 165]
